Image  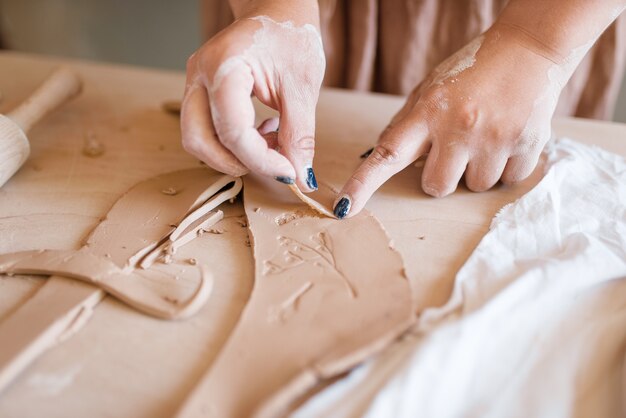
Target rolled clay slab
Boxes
[176,175,415,418]
[0,169,241,319]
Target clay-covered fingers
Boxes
[208,66,296,180]
[421,141,469,197]
[501,145,543,185]
[277,95,320,192]
[181,85,248,177]
[334,120,430,219]
[464,152,508,192]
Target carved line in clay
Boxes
[267,281,314,324]
[263,232,357,298]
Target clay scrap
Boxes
[176,174,415,418]
[0,169,242,320]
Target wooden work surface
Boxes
[0,51,625,418]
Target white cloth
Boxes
[294,138,626,418]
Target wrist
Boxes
[493,0,625,65]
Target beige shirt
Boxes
[205,0,626,120]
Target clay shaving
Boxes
[82,133,105,157]
[288,184,337,219]
[162,100,182,115]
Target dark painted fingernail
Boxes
[360,147,374,159]
[333,196,351,219]
[275,176,294,185]
[306,167,318,190]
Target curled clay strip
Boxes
[140,211,224,269]
[288,184,337,219]
[139,177,242,269]
[0,250,211,320]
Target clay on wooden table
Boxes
[176,174,415,418]
[0,169,242,319]
[0,276,103,393]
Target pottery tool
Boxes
[0,170,242,393]
[0,67,82,188]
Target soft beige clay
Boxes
[176,174,414,418]
[0,169,242,392]
[0,170,241,319]
[0,276,104,393]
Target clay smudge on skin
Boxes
[267,281,314,324]
[518,39,595,157]
[211,16,324,96]
[433,35,484,85]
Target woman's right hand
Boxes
[181,2,325,192]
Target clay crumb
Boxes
[244,237,251,247]
[205,227,225,234]
[418,236,426,240]
[82,133,105,158]
[104,253,111,258]
[254,207,260,213]
[188,258,197,265]
[162,253,173,264]
[163,295,180,305]
[161,100,181,115]
[236,217,248,228]
[161,187,179,196]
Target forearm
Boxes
[228,0,320,27]
[495,0,625,63]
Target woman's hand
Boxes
[181,1,325,191]
[333,0,625,219]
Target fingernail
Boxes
[333,196,351,219]
[360,147,374,159]
[306,167,318,190]
[275,176,294,185]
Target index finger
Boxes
[334,115,430,218]
[207,63,295,180]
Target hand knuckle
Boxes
[465,176,491,192]
[370,143,401,166]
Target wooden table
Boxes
[0,51,624,418]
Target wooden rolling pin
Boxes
[0,68,82,187]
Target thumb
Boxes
[278,96,319,192]
[333,120,430,219]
